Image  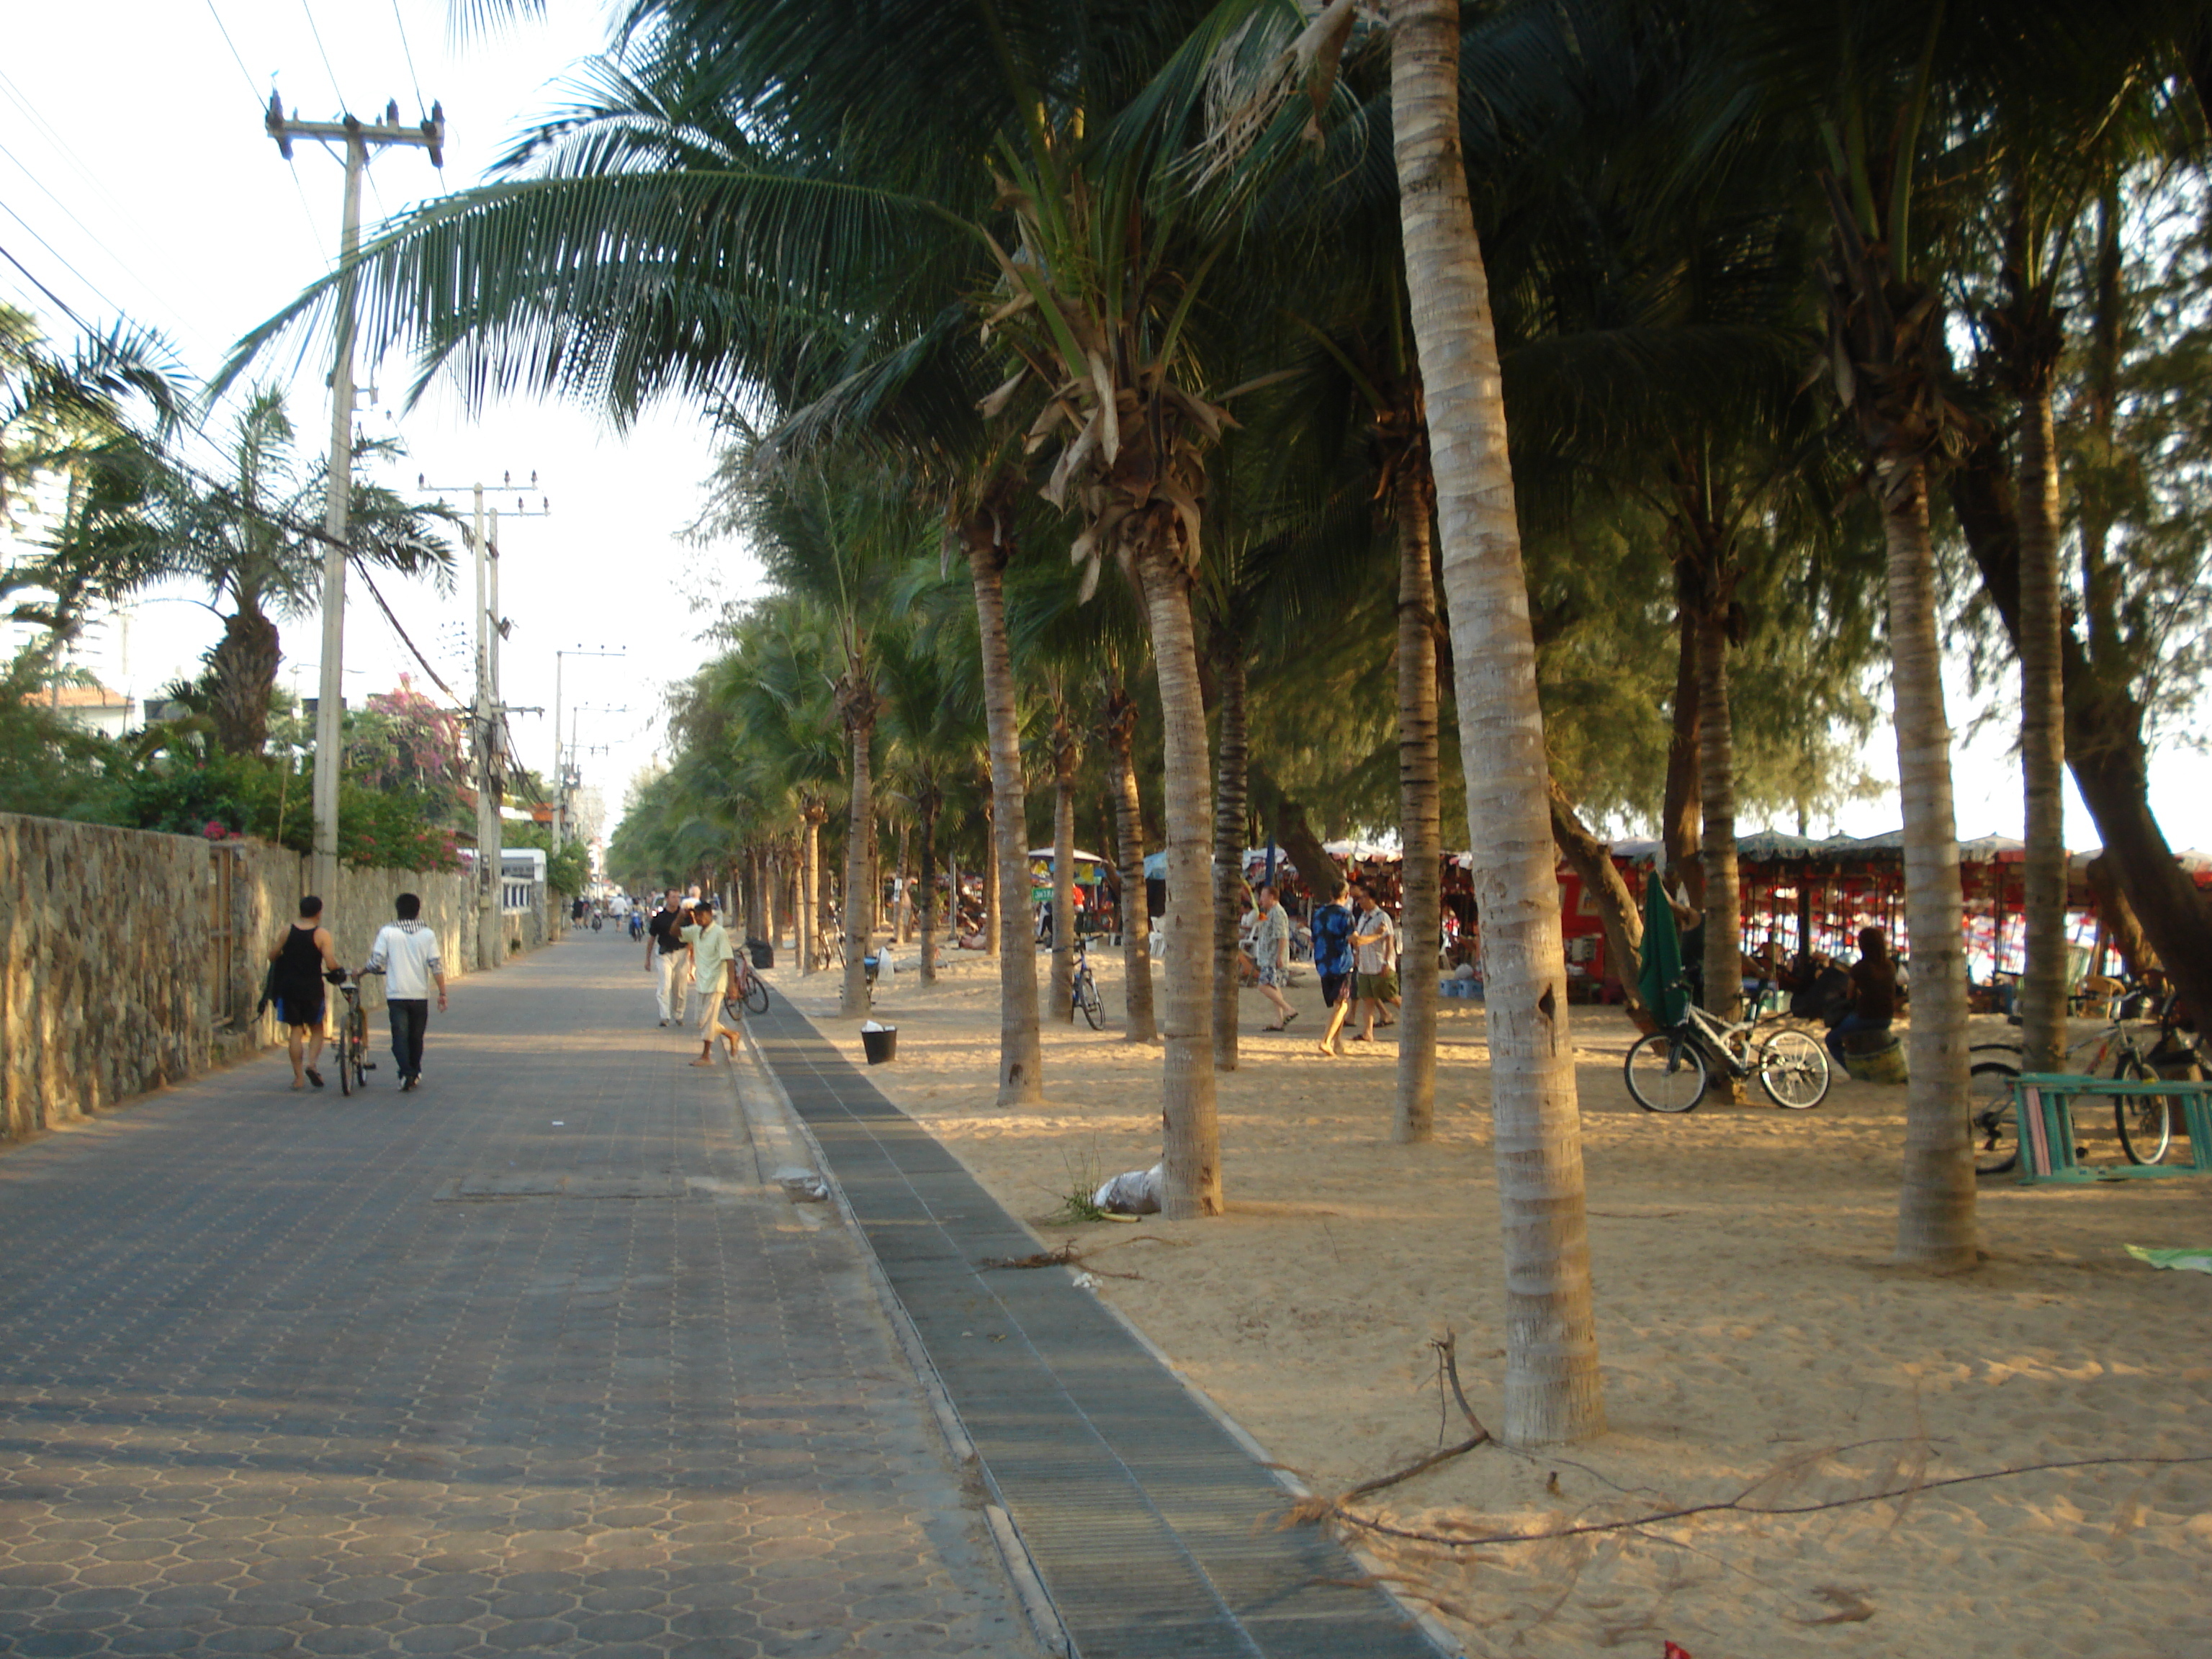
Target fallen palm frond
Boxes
[1280,1332,1493,1525]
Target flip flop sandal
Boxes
[305,1069,324,1088]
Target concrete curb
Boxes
[738,1010,1071,1659]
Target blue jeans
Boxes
[1826,1011,1888,1062]
[388,999,429,1079]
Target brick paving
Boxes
[0,930,1034,1658]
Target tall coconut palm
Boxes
[1385,0,1605,1442]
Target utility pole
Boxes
[421,475,548,970]
[266,93,446,899]
[552,649,624,856]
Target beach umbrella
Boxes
[1637,878,1688,1025]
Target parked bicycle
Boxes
[1070,937,1104,1030]
[1624,982,1832,1112]
[1966,986,2201,1174]
[335,967,384,1097]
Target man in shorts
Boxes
[681,900,739,1065]
[1310,878,1357,1057]
[1251,885,1299,1030]
[1349,883,1401,1043]
[266,895,344,1089]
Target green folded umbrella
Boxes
[2125,1245,2212,1274]
[1637,876,1687,1026]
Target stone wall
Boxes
[0,814,545,1143]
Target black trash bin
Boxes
[860,1025,898,1065]
[747,939,773,970]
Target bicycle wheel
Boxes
[1076,974,1104,1030]
[2113,1056,2174,1165]
[744,974,770,1014]
[337,1017,354,1097]
[1755,1028,1830,1110]
[1969,1058,2021,1175]
[1625,1031,1708,1113]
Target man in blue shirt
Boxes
[1309,878,1356,1057]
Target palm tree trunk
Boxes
[801,809,822,975]
[1390,0,1603,1444]
[1548,778,1645,1022]
[1661,579,1704,910]
[919,791,940,985]
[1394,475,1440,1143]
[1210,644,1248,1072]
[207,604,282,757]
[2017,376,2067,1075]
[1880,460,1978,1269]
[841,716,875,1018]
[982,798,1002,958]
[1133,536,1223,1217]
[1107,690,1158,1043]
[1049,710,1078,1024]
[963,520,1044,1105]
[1696,598,1743,1025]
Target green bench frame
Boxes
[2012,1072,2212,1184]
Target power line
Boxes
[299,0,347,113]
[199,0,264,106]
[190,0,331,260]
[390,0,427,120]
[0,136,214,354]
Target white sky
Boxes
[3,0,760,835]
[3,1,2203,855]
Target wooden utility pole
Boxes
[264,93,445,898]
[422,476,548,969]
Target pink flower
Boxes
[202,821,230,840]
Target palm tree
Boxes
[151,391,452,756]
[1385,0,1605,1442]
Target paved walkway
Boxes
[0,930,1033,1658]
[750,1002,1444,1659]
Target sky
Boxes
[2,1,2203,856]
[2,0,757,838]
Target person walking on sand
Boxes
[1349,883,1401,1043]
[1311,878,1357,1057]
[646,889,692,1027]
[680,899,739,1065]
[1253,885,1300,1031]
[267,895,343,1089]
[364,892,447,1092]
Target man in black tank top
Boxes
[266,895,344,1089]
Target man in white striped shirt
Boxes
[364,892,448,1093]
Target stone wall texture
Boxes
[0,814,548,1142]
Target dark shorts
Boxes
[276,992,325,1029]
[1319,971,1350,1007]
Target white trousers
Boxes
[657,950,692,1024]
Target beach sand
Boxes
[773,945,2211,1658]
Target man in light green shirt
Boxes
[681,900,738,1064]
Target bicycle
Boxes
[727,951,772,1017]
[1966,986,2199,1174]
[1623,983,1832,1112]
[334,968,382,1097]
[1070,938,1104,1030]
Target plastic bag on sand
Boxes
[1094,1162,1164,1215]
[2126,1245,2212,1274]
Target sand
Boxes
[775,945,2211,1659]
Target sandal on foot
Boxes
[305,1069,323,1089]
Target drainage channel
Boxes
[749,1001,1449,1659]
